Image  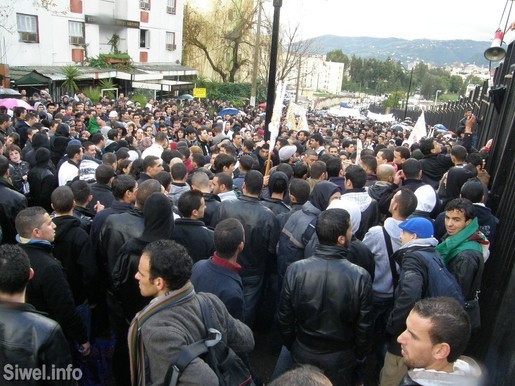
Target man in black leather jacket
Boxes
[277,208,373,386]
[0,244,74,385]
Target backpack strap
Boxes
[164,341,209,386]
[382,227,399,288]
[301,217,318,246]
[164,295,220,386]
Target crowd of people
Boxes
[0,90,495,386]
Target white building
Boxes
[285,54,344,96]
[1,0,195,96]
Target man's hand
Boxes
[79,341,91,356]
[394,170,404,186]
[465,114,476,133]
[93,201,104,213]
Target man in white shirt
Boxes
[58,144,83,186]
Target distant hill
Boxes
[301,35,490,66]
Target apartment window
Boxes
[166,0,176,14]
[140,29,150,48]
[139,0,150,10]
[17,14,38,43]
[166,32,176,51]
[69,21,85,45]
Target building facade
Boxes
[1,0,195,96]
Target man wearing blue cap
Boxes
[380,217,450,386]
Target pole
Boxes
[264,0,282,142]
[250,0,263,108]
[404,68,413,120]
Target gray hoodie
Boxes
[363,217,404,298]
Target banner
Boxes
[407,111,427,145]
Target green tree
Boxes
[326,49,349,66]
[61,65,82,94]
[449,75,463,93]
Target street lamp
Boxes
[434,89,442,107]
[404,67,413,120]
[250,0,263,107]
[264,0,282,142]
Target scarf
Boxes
[436,218,487,264]
[128,282,195,386]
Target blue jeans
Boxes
[76,301,91,339]
[241,274,264,327]
[271,346,294,381]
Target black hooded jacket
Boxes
[52,215,100,305]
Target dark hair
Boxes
[238,155,254,172]
[289,178,310,205]
[316,208,351,245]
[112,174,137,199]
[95,164,115,184]
[360,155,377,173]
[345,165,367,189]
[0,244,31,294]
[214,218,244,259]
[325,157,342,178]
[191,152,206,168]
[66,144,82,159]
[171,162,188,180]
[51,186,74,213]
[102,152,117,166]
[451,145,468,162]
[0,113,11,125]
[15,206,47,238]
[244,170,263,195]
[269,171,288,194]
[395,146,410,161]
[402,158,422,179]
[361,148,375,158]
[394,188,418,218]
[70,180,91,205]
[378,148,394,162]
[0,155,9,176]
[293,162,308,179]
[143,155,160,172]
[214,153,236,173]
[412,297,471,363]
[143,239,192,290]
[90,132,104,145]
[419,138,435,156]
[178,189,203,218]
[310,133,324,147]
[460,179,484,203]
[215,172,233,190]
[136,179,162,207]
[310,161,327,179]
[445,198,476,221]
[154,171,172,191]
[276,163,293,179]
[130,158,144,180]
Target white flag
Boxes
[407,111,427,145]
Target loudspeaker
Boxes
[484,29,506,62]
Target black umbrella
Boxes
[0,88,21,99]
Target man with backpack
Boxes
[380,217,463,386]
[362,188,417,386]
[129,239,254,386]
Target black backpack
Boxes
[164,294,254,386]
[413,249,465,305]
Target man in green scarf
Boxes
[436,198,489,330]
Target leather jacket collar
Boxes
[314,243,349,260]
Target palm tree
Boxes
[61,65,82,94]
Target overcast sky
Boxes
[273,0,511,42]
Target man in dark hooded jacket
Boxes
[262,170,291,215]
[51,187,100,316]
[277,181,341,286]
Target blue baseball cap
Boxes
[399,217,434,238]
